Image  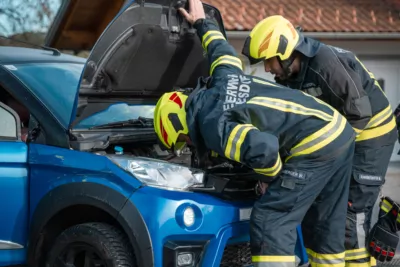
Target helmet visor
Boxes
[242,36,264,65]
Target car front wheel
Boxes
[45,222,136,267]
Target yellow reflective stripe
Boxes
[201,30,225,50]
[355,57,376,80]
[247,96,333,121]
[381,199,392,213]
[365,105,392,129]
[286,112,346,161]
[253,78,281,87]
[380,200,400,223]
[345,262,370,267]
[252,255,296,262]
[210,55,243,75]
[300,91,337,113]
[370,257,377,267]
[353,127,363,136]
[356,115,396,142]
[310,263,344,267]
[374,80,385,94]
[253,264,295,267]
[355,56,387,97]
[345,248,370,261]
[254,155,282,177]
[353,128,362,138]
[224,124,257,162]
[380,199,400,224]
[307,249,345,267]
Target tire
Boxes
[45,222,136,267]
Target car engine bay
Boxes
[93,140,260,200]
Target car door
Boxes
[0,102,28,266]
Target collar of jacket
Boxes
[295,35,321,58]
[284,36,322,89]
[185,76,212,111]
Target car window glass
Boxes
[76,103,156,129]
[0,106,17,139]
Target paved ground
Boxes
[383,162,400,203]
[377,162,400,266]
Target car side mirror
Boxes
[0,102,21,141]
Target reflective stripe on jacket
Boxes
[278,38,396,144]
[185,19,351,182]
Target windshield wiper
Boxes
[89,117,154,129]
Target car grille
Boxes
[220,242,252,267]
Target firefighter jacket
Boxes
[276,37,397,146]
[184,18,354,182]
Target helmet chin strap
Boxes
[277,54,296,81]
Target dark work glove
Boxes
[367,196,400,262]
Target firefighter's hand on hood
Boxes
[178,0,205,25]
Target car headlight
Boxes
[107,155,204,191]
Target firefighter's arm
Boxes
[316,62,372,136]
[192,18,244,77]
[201,120,282,182]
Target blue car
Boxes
[0,0,308,266]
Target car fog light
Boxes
[177,252,193,266]
[183,207,195,227]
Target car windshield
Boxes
[7,62,156,129]
[76,104,155,129]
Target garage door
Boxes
[360,58,400,162]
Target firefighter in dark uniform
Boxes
[154,1,356,266]
[241,15,399,266]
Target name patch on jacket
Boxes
[223,74,251,111]
[358,174,382,182]
[282,169,307,180]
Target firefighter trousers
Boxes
[344,134,396,267]
[250,133,355,267]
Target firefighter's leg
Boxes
[250,142,353,267]
[301,141,354,267]
[345,142,395,267]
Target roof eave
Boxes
[227,31,400,40]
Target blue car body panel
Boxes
[0,141,28,266]
[28,143,142,217]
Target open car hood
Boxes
[51,0,227,129]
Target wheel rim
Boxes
[54,242,110,267]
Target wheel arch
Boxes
[27,182,154,267]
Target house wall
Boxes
[228,37,400,161]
